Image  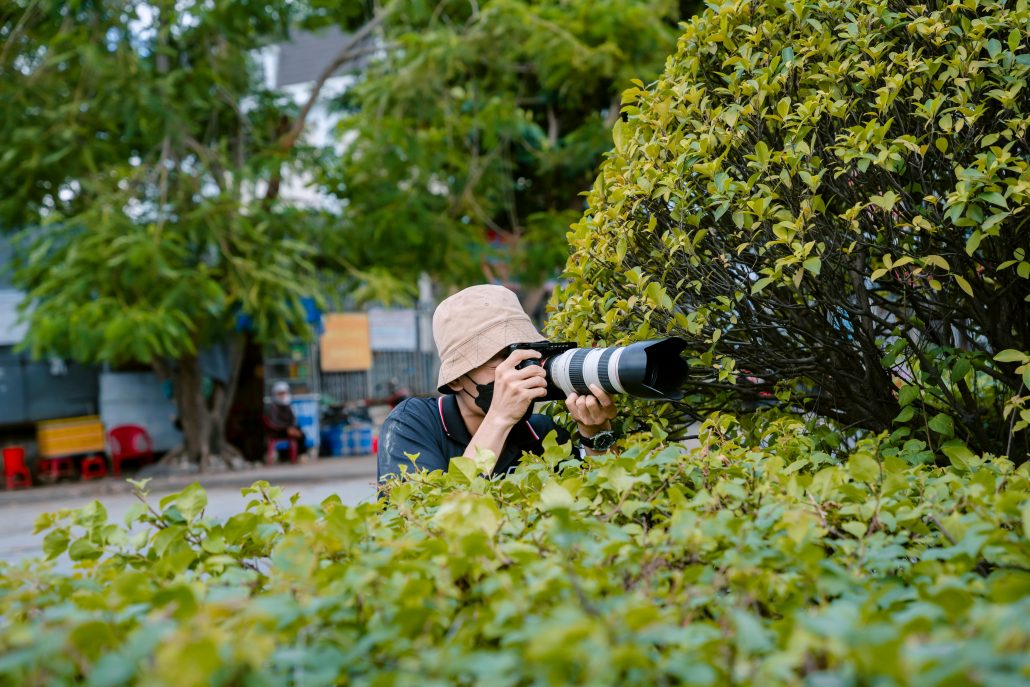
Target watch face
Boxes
[591,431,617,450]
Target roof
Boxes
[275,26,373,88]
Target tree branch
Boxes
[276,7,392,155]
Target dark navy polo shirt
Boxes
[376,395,569,482]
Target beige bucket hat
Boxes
[434,285,545,393]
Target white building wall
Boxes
[0,289,28,346]
[99,372,181,452]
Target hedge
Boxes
[1,413,1027,685]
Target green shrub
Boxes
[549,0,1030,461]
[1,416,1027,685]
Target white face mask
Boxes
[274,393,292,406]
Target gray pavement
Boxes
[0,456,378,564]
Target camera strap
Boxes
[437,395,540,443]
[437,396,455,439]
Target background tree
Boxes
[550,0,1030,461]
[318,0,699,300]
[0,0,368,466]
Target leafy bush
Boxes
[2,416,1028,685]
[549,0,1030,461]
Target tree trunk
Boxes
[152,337,253,469]
[207,335,247,458]
[176,353,211,465]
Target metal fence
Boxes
[320,350,438,405]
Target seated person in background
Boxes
[377,284,618,483]
[264,381,304,443]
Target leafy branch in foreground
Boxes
[2,413,1028,686]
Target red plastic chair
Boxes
[106,425,154,476]
[2,446,32,490]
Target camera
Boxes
[506,338,687,400]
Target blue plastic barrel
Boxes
[355,426,373,454]
[322,425,345,457]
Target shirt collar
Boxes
[438,395,473,445]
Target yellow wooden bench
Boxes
[37,415,106,458]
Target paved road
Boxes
[0,458,378,564]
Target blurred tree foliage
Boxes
[318,0,699,293]
[0,0,368,464]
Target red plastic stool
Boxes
[81,454,108,480]
[38,456,76,481]
[2,446,33,490]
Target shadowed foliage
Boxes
[550,0,1030,462]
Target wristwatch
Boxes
[578,429,618,451]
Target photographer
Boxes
[376,285,618,482]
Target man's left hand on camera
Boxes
[566,384,617,437]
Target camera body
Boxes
[504,338,687,401]
[505,341,575,400]
[507,341,576,368]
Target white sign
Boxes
[369,308,419,351]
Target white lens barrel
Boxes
[606,347,627,394]
[581,348,607,393]
[543,338,686,400]
[548,347,626,396]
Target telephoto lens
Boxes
[510,338,688,400]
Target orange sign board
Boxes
[320,313,373,372]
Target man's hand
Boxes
[288,427,303,439]
[566,384,617,437]
[484,349,548,428]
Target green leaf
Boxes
[965,230,983,255]
[894,406,915,423]
[751,277,774,294]
[1023,502,1030,542]
[940,440,974,470]
[539,480,575,510]
[994,350,1028,364]
[847,452,879,483]
[979,191,1007,208]
[68,537,103,561]
[802,257,822,276]
[731,608,774,653]
[954,275,973,296]
[42,528,70,560]
[842,521,867,538]
[612,120,628,154]
[928,413,954,437]
[175,483,208,523]
[448,455,483,482]
[952,357,971,381]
